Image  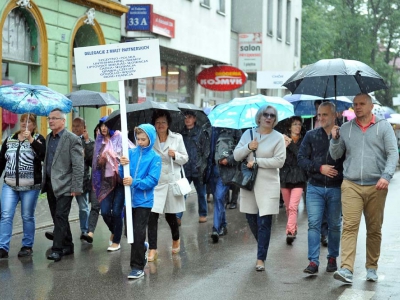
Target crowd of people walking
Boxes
[0,93,398,284]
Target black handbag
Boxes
[230,130,258,191]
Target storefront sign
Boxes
[197,66,247,91]
[256,71,294,89]
[238,33,262,73]
[126,4,152,31]
[151,13,175,38]
[74,39,161,84]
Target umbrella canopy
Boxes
[207,94,294,129]
[104,100,182,131]
[66,90,119,108]
[387,114,400,125]
[342,109,356,121]
[283,94,353,116]
[0,82,72,115]
[282,58,387,98]
[372,104,390,119]
[171,102,211,131]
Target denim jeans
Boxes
[75,192,89,234]
[306,184,342,266]
[100,184,124,244]
[176,176,207,220]
[209,166,229,232]
[0,184,40,252]
[246,213,272,261]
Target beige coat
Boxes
[233,128,286,216]
[152,130,189,214]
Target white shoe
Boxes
[107,244,121,252]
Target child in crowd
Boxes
[119,124,162,279]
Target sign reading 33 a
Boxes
[126,4,152,31]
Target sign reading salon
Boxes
[238,33,262,73]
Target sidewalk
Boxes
[12,194,80,235]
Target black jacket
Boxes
[298,127,344,188]
[280,137,307,188]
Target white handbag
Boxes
[170,157,191,196]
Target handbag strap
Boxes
[170,156,186,178]
[250,129,257,160]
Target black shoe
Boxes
[211,231,219,243]
[326,257,337,272]
[229,202,237,209]
[286,232,295,245]
[81,233,93,244]
[18,247,33,257]
[0,248,9,258]
[62,248,74,256]
[321,235,328,247]
[45,232,54,241]
[219,226,228,236]
[303,262,318,274]
[47,252,62,262]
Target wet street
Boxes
[1,171,400,300]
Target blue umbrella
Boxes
[207,94,294,129]
[0,82,72,116]
[283,94,353,116]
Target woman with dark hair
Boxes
[0,113,46,258]
[280,116,308,245]
[147,109,189,262]
[233,105,286,271]
[92,116,127,251]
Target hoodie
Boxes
[119,124,162,208]
[329,116,399,185]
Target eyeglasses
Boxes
[47,117,63,121]
[262,113,276,119]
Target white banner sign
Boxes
[74,39,161,85]
[257,71,295,89]
[238,33,262,73]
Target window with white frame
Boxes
[201,0,210,7]
[267,0,273,36]
[277,0,282,40]
[286,0,291,44]
[219,0,225,13]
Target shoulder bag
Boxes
[229,129,258,191]
[170,157,192,196]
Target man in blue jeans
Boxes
[177,111,210,224]
[298,102,345,274]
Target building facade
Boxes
[0,0,128,139]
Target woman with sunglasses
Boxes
[233,105,286,271]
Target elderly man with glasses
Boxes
[42,108,84,262]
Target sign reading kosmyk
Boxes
[197,66,247,91]
[74,40,161,84]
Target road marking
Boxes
[338,289,375,300]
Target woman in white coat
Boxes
[147,110,189,262]
[233,105,286,272]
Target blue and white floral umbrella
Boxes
[0,82,72,116]
[207,94,294,129]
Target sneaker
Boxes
[326,257,337,272]
[0,248,9,258]
[18,247,33,257]
[127,269,144,279]
[333,268,353,284]
[211,230,219,243]
[286,232,295,245]
[144,242,149,266]
[321,235,328,247]
[219,226,228,236]
[366,268,378,282]
[303,262,318,274]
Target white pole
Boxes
[118,80,133,244]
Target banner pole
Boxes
[118,80,133,244]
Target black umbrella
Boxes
[171,102,211,132]
[104,100,182,131]
[282,58,388,98]
[66,90,120,108]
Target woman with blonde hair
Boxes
[0,113,46,258]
